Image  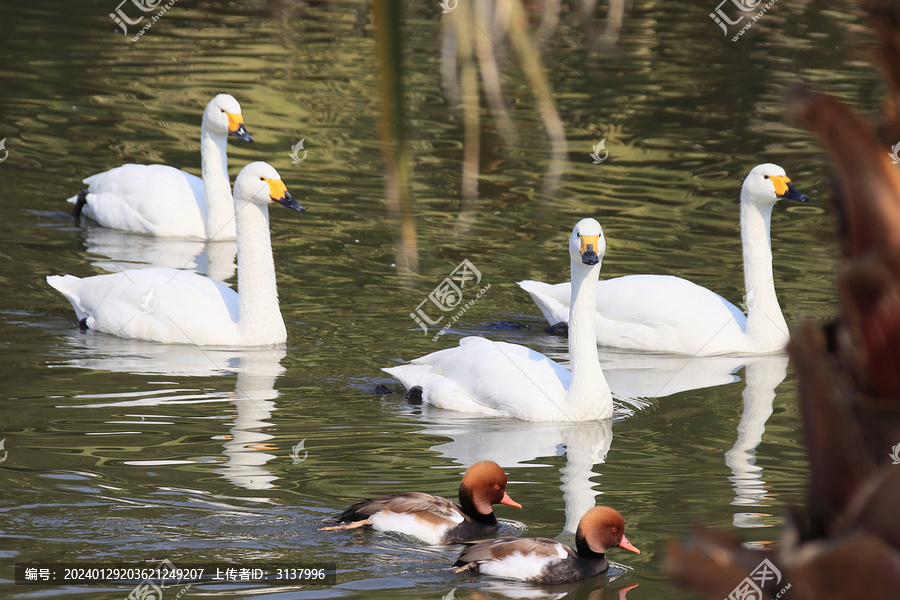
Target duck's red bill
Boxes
[501,492,522,508]
[618,534,640,554]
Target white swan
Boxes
[519,164,809,356]
[383,218,613,422]
[47,162,304,346]
[68,94,253,240]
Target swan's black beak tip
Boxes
[582,251,599,265]
[782,182,809,202]
[276,192,305,213]
[232,123,253,142]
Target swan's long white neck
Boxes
[200,123,236,240]
[740,197,788,350]
[235,201,286,345]
[565,257,613,420]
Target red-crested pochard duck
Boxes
[453,506,639,584]
[321,461,521,545]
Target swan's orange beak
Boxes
[266,178,305,213]
[769,175,809,201]
[226,112,253,142]
[768,175,790,196]
[580,234,600,265]
[580,234,600,255]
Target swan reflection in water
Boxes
[54,331,285,492]
[724,354,788,528]
[406,348,788,535]
[598,350,789,527]
[216,348,285,491]
[81,224,237,282]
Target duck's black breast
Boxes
[440,510,499,544]
[531,555,609,585]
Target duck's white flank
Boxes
[476,544,569,580]
[368,510,464,546]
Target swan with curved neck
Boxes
[519,164,809,356]
[383,218,613,422]
[48,162,303,346]
[69,93,252,240]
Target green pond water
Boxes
[0,0,873,598]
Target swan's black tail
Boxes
[71,189,88,220]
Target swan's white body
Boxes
[521,274,751,354]
[68,94,252,240]
[519,164,808,356]
[48,162,303,347]
[384,219,613,422]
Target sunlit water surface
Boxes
[0,0,873,598]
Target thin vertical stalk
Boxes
[373,0,418,280]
